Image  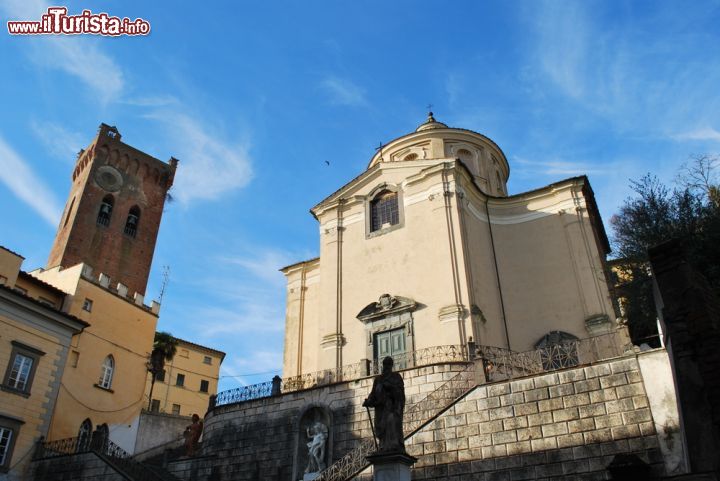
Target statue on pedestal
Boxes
[305,421,328,474]
[363,356,405,453]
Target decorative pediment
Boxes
[357,294,417,323]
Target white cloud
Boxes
[513,156,607,176]
[0,135,63,226]
[219,249,297,287]
[123,95,180,108]
[445,74,462,107]
[320,76,367,106]
[149,112,253,203]
[532,2,589,99]
[525,1,720,137]
[193,304,284,337]
[2,0,124,103]
[219,350,283,388]
[30,120,85,162]
[673,127,720,143]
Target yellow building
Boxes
[30,263,160,453]
[145,338,225,418]
[283,113,621,377]
[0,246,87,479]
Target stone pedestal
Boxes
[366,452,417,481]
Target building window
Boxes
[97,195,114,227]
[77,418,92,452]
[179,349,189,358]
[0,427,13,471]
[98,355,114,389]
[155,370,165,382]
[0,416,23,472]
[2,341,45,396]
[370,190,399,232]
[203,356,212,365]
[150,399,160,412]
[70,351,79,368]
[200,380,209,393]
[535,331,579,370]
[124,206,140,238]
[176,373,185,387]
[82,298,93,312]
[172,404,181,415]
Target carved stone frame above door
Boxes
[356,294,417,363]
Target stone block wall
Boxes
[134,410,190,454]
[402,356,664,480]
[166,363,471,481]
[165,353,677,481]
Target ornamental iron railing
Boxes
[213,344,470,407]
[212,332,626,409]
[213,379,276,406]
[476,330,626,383]
[34,436,175,481]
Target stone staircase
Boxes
[316,361,479,481]
[133,435,188,468]
[34,436,181,481]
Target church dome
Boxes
[367,113,510,196]
[415,111,448,132]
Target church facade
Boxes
[282,114,617,378]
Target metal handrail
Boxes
[34,436,174,481]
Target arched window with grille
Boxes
[124,206,140,238]
[370,190,399,232]
[98,355,114,389]
[535,331,579,370]
[96,195,114,226]
[77,418,92,452]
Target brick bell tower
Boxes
[48,123,178,296]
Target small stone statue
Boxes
[184,414,203,456]
[363,356,405,453]
[305,421,328,473]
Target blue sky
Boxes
[1,0,719,391]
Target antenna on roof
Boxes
[158,265,170,304]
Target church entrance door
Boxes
[374,328,407,370]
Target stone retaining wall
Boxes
[166,363,471,480]
[402,355,665,480]
[165,351,679,481]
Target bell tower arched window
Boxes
[124,206,140,238]
[370,190,399,232]
[97,195,114,226]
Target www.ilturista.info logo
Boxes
[7,7,150,36]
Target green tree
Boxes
[147,331,179,411]
[610,156,720,345]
